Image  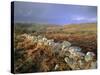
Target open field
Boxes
[14,23,97,54]
[14,23,97,73]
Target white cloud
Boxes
[72,16,85,21]
[75,17,85,20]
[89,17,97,21]
[72,16,97,22]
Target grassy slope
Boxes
[46,23,97,33]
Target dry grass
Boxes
[14,23,97,73]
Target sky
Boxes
[14,1,97,25]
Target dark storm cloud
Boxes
[14,1,97,24]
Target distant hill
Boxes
[14,22,97,35]
[46,23,97,33]
[62,23,97,32]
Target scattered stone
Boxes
[54,64,59,70]
[61,41,71,50]
[85,52,95,62]
[69,46,82,52]
[15,34,97,71]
